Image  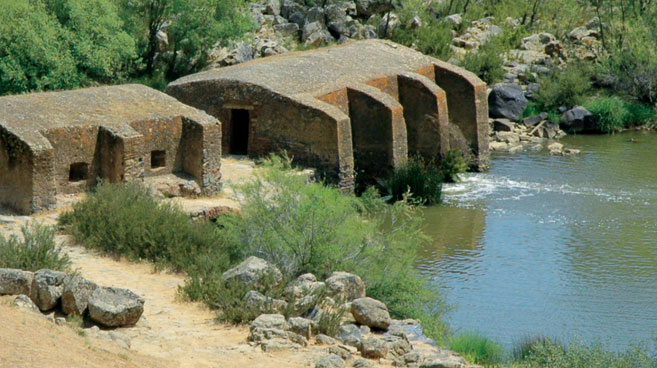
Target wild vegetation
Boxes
[0,0,252,95]
[0,223,71,272]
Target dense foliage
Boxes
[0,223,71,272]
[379,156,444,205]
[0,0,252,95]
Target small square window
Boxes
[151,150,166,168]
[69,162,89,182]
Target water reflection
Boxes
[417,131,657,349]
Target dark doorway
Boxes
[229,109,250,155]
[69,162,89,182]
[151,150,166,168]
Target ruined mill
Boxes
[0,40,489,214]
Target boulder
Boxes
[30,269,67,311]
[351,297,391,330]
[360,336,389,359]
[265,0,281,15]
[488,83,528,122]
[316,334,339,345]
[250,313,288,331]
[327,345,353,361]
[285,273,325,299]
[315,354,345,368]
[338,323,362,347]
[325,272,365,302]
[287,317,313,339]
[222,256,282,289]
[445,14,462,28]
[0,268,34,296]
[13,294,39,313]
[88,287,145,327]
[355,0,391,17]
[302,21,335,47]
[560,106,597,133]
[274,22,300,37]
[352,358,374,368]
[419,349,468,368]
[61,275,97,316]
[522,112,548,127]
[492,118,514,132]
[245,290,288,314]
[281,0,306,19]
[495,131,520,144]
[378,13,399,38]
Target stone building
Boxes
[166,39,489,190]
[0,84,222,214]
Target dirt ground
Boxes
[0,157,327,368]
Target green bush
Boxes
[583,96,657,132]
[512,335,564,361]
[461,40,506,85]
[392,6,453,60]
[379,156,444,205]
[0,223,71,272]
[449,332,505,366]
[515,339,657,368]
[440,150,469,183]
[60,181,226,272]
[535,63,593,111]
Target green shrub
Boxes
[461,40,506,85]
[515,339,657,368]
[379,156,443,205]
[60,181,226,272]
[449,332,505,366]
[583,96,628,133]
[440,150,469,183]
[0,223,71,272]
[392,12,453,60]
[535,64,593,111]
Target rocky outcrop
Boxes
[315,353,346,368]
[0,268,33,296]
[88,287,145,327]
[561,106,597,133]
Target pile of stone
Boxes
[222,257,478,368]
[488,84,580,156]
[206,0,395,68]
[0,268,145,328]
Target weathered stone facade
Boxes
[166,39,489,190]
[0,85,221,214]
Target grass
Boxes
[0,223,71,272]
[449,332,505,366]
[379,156,444,205]
[583,96,657,133]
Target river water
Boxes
[418,130,657,349]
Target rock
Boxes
[251,313,288,331]
[302,21,335,47]
[488,83,528,121]
[281,0,306,19]
[356,0,391,17]
[410,15,422,29]
[245,290,288,314]
[315,353,345,368]
[328,345,352,361]
[385,335,413,358]
[0,268,34,296]
[338,323,362,347]
[489,141,509,151]
[568,26,597,40]
[522,112,548,127]
[61,275,97,316]
[547,142,563,151]
[249,327,288,342]
[360,336,389,359]
[222,256,282,289]
[495,131,520,144]
[378,13,399,38]
[155,30,168,51]
[305,6,326,25]
[564,148,581,155]
[88,287,145,327]
[419,349,468,368]
[12,294,39,313]
[285,273,325,300]
[287,317,313,339]
[351,297,391,330]
[265,0,281,15]
[30,269,67,311]
[261,338,300,351]
[274,22,300,37]
[445,14,462,27]
[316,334,339,345]
[352,358,374,368]
[561,106,597,133]
[492,118,514,132]
[508,144,523,154]
[325,272,365,302]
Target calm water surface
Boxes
[418,131,657,349]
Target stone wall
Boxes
[0,128,34,213]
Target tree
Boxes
[0,0,79,95]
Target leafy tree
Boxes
[0,0,79,94]
[44,0,139,82]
